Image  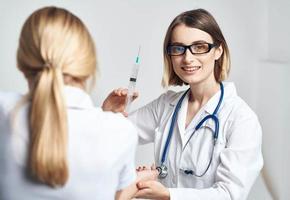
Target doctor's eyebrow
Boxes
[170,40,212,45]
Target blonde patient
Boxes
[0,6,156,200]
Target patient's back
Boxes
[0,86,137,200]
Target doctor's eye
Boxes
[190,43,217,54]
[191,43,210,53]
[167,45,185,56]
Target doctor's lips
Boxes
[181,66,201,72]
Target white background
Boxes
[1,0,289,199]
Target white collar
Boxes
[63,86,94,109]
[170,82,237,114]
[203,82,237,114]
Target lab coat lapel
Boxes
[168,91,189,148]
[176,93,189,147]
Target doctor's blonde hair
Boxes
[162,8,231,87]
[17,6,97,187]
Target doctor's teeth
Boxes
[183,66,200,71]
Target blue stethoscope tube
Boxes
[157,82,224,179]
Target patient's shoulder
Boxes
[0,91,23,116]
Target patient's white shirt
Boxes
[0,86,137,200]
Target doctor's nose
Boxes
[183,48,195,64]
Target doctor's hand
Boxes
[135,180,170,200]
[102,88,139,117]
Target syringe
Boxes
[125,46,141,113]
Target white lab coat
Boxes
[129,82,263,200]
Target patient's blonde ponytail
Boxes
[17,6,97,187]
[30,66,68,186]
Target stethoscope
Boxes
[156,82,224,179]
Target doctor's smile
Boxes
[180,66,201,73]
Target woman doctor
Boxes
[103,8,263,200]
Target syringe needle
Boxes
[137,46,141,60]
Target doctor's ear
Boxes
[214,45,223,60]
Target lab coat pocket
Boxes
[212,139,226,166]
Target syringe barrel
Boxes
[127,80,136,95]
[125,63,140,113]
[130,63,140,78]
[127,63,140,95]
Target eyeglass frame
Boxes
[166,42,217,56]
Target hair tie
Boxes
[43,62,51,68]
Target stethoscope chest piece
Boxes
[156,164,168,179]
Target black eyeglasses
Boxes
[167,42,217,56]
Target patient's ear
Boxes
[63,74,85,89]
